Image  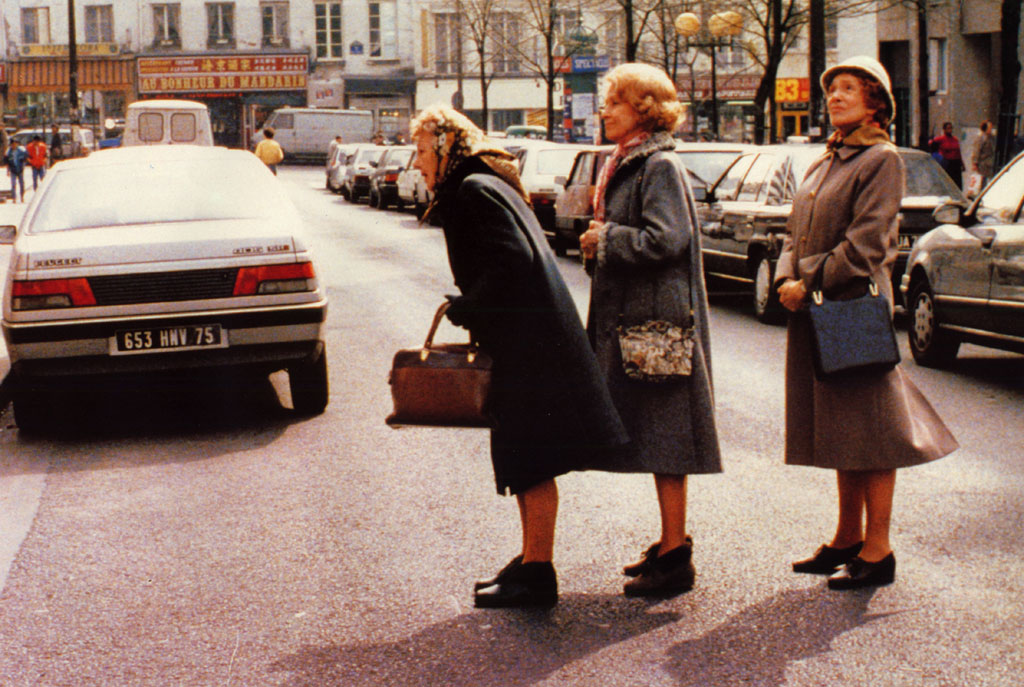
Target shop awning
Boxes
[8,58,134,92]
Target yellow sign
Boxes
[19,43,121,57]
[775,78,810,103]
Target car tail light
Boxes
[384,173,399,183]
[234,262,315,295]
[530,193,555,207]
[11,278,97,310]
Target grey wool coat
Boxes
[437,156,630,495]
[775,131,958,470]
[587,131,723,475]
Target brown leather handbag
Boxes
[386,301,494,428]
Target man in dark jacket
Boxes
[5,139,28,202]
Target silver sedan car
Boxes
[1,145,329,432]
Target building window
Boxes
[315,1,343,59]
[434,13,460,74]
[21,8,50,44]
[153,4,180,47]
[207,3,235,47]
[492,12,520,74]
[369,0,396,58]
[825,15,838,50]
[261,2,289,47]
[929,37,947,93]
[552,10,581,57]
[85,5,114,43]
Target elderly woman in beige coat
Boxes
[775,56,958,589]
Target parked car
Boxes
[326,143,357,194]
[12,126,96,157]
[551,141,752,257]
[0,145,330,432]
[342,145,388,202]
[901,150,1024,367]
[697,143,965,322]
[368,145,415,209]
[515,141,595,237]
[396,150,432,216]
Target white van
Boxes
[255,108,374,162]
[122,100,214,147]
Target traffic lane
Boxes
[0,166,1019,685]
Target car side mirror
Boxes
[0,225,15,244]
[931,202,962,226]
[692,187,707,203]
[554,175,567,187]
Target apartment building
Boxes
[0,0,418,147]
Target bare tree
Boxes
[460,0,503,130]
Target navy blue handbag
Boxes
[807,265,900,380]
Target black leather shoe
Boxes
[623,541,695,598]
[474,554,523,591]
[792,542,863,575]
[827,553,896,590]
[623,542,659,577]
[474,561,558,608]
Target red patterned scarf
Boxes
[593,131,649,222]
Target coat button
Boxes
[809,190,816,198]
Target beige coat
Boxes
[775,131,958,470]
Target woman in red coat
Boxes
[775,56,958,589]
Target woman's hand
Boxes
[778,278,808,312]
[579,220,603,260]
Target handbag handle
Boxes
[809,253,879,305]
[421,302,480,362]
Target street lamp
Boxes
[675,10,743,140]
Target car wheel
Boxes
[753,256,784,324]
[369,189,379,208]
[908,280,960,367]
[13,385,53,434]
[289,347,329,415]
[340,186,350,200]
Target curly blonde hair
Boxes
[601,63,683,133]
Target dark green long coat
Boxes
[437,156,629,495]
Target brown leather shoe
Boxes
[474,554,523,591]
[474,562,558,608]
[623,541,695,598]
[827,553,896,590]
[623,542,660,577]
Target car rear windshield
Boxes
[357,149,385,164]
[676,151,744,186]
[387,149,413,167]
[537,149,584,176]
[27,158,292,233]
[901,152,963,199]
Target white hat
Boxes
[820,55,895,124]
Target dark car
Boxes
[368,145,414,209]
[342,145,388,202]
[551,142,753,257]
[901,151,1024,367]
[697,143,965,322]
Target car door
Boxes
[716,152,778,282]
[979,158,1024,338]
[700,153,757,277]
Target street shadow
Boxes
[663,587,894,686]
[270,594,679,687]
[923,353,1024,394]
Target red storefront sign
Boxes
[138,54,308,93]
[677,73,760,100]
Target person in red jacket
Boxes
[25,135,48,191]
[929,121,964,189]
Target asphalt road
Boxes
[0,165,1021,686]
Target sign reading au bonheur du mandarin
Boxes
[138,54,308,93]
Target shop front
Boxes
[5,44,134,140]
[677,73,760,142]
[137,52,309,149]
[775,77,810,140]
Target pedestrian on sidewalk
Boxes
[25,135,48,190]
[930,121,964,189]
[410,104,629,609]
[47,124,64,167]
[578,62,722,598]
[254,127,284,175]
[970,119,995,191]
[775,55,958,590]
[4,139,28,203]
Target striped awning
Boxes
[8,58,134,92]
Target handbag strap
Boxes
[810,254,879,305]
[424,301,452,348]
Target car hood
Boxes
[901,195,959,210]
[15,218,305,273]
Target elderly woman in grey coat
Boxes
[775,56,958,589]
[579,63,722,598]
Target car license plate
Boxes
[110,324,227,355]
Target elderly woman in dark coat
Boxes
[775,56,958,589]
[410,104,629,609]
[579,63,722,598]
